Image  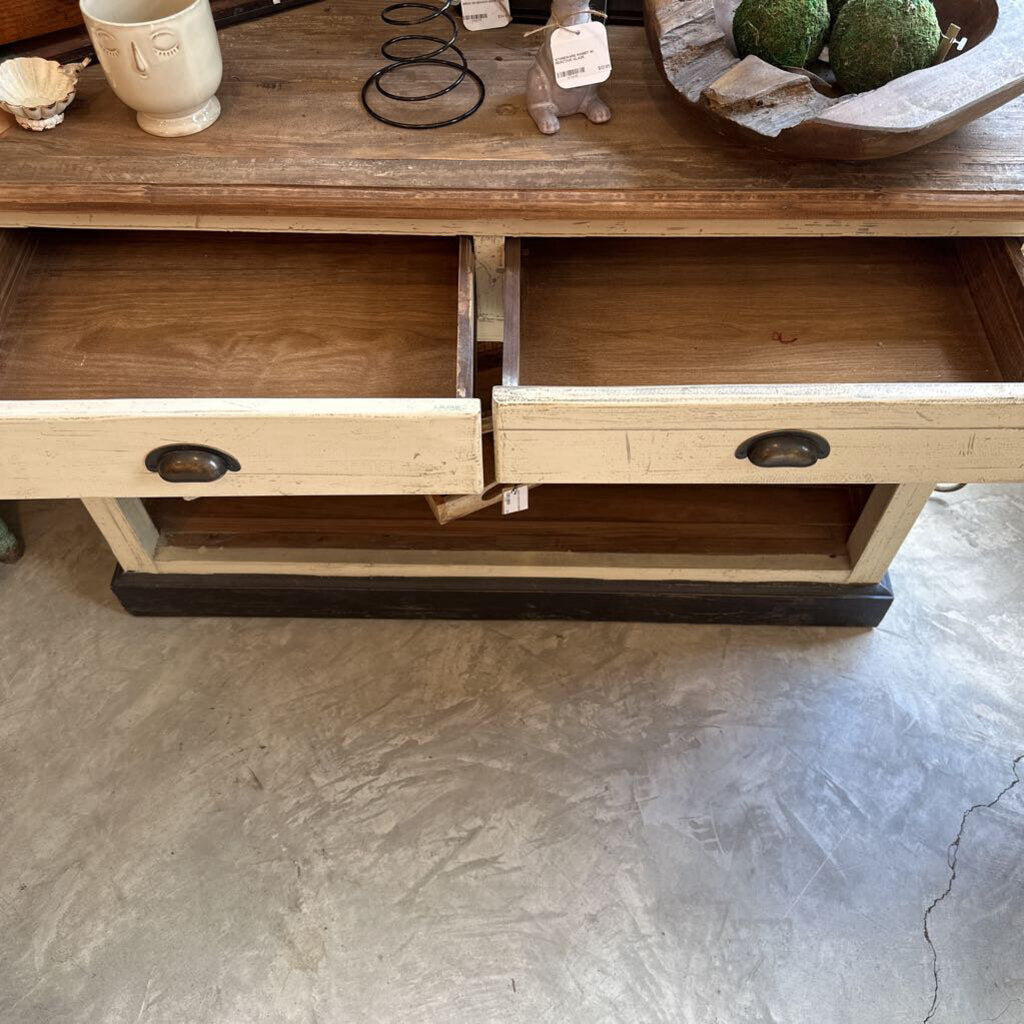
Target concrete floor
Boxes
[1,489,1022,1024]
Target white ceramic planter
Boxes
[80,0,222,137]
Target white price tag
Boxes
[502,485,529,515]
[461,0,511,31]
[550,21,612,88]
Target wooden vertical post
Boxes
[846,483,934,584]
[473,235,507,345]
[81,498,160,573]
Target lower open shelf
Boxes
[95,482,913,623]
[141,483,873,583]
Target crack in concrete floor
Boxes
[922,754,1024,1024]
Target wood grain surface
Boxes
[958,238,1024,383]
[0,230,35,325]
[2,1,1024,233]
[516,237,1003,386]
[0,230,461,399]
[145,484,870,557]
[0,0,81,47]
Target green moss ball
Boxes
[830,0,941,92]
[733,0,830,69]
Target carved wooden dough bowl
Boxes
[645,0,1024,159]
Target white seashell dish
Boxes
[0,56,91,131]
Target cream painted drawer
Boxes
[0,231,483,499]
[493,237,1024,485]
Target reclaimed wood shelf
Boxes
[2,0,1024,235]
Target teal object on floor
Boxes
[0,516,22,563]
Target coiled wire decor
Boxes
[362,1,486,129]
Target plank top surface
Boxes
[1,1,1024,232]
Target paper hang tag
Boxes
[550,21,612,89]
[502,485,529,515]
[461,0,511,31]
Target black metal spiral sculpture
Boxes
[361,1,486,129]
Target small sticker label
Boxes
[461,0,511,31]
[550,21,612,88]
[502,486,529,515]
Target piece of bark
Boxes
[703,56,836,136]
[647,0,738,102]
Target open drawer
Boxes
[0,230,482,499]
[493,237,1024,484]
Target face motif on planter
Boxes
[93,25,184,84]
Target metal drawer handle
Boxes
[145,445,241,483]
[735,431,830,468]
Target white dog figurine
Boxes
[526,0,612,134]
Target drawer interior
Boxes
[0,230,467,400]
[510,237,1023,387]
[145,484,871,560]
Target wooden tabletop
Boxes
[2,0,1024,235]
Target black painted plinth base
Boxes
[111,570,894,626]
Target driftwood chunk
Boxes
[703,56,835,136]
[650,0,739,102]
[646,0,1024,158]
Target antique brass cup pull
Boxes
[145,445,241,483]
[735,431,831,468]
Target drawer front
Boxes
[493,385,1024,484]
[0,398,483,499]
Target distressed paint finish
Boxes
[492,385,1024,484]
[0,399,484,499]
[0,492,1022,1023]
[151,544,853,582]
[80,498,159,573]
[846,483,935,584]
